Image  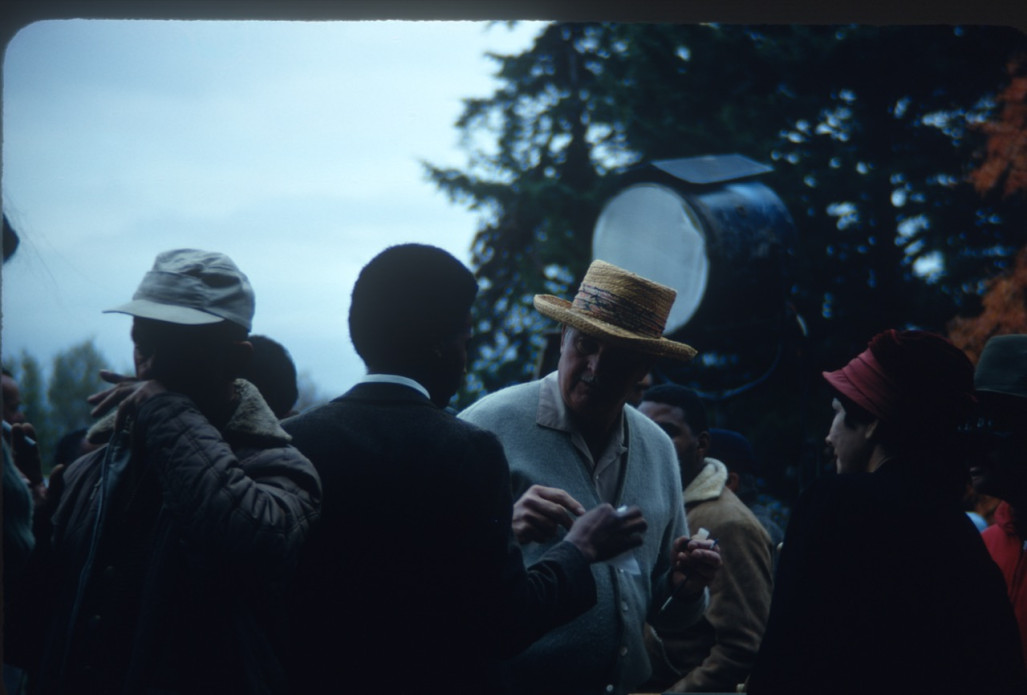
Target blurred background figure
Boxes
[708,428,786,549]
[969,334,1027,672]
[3,214,47,695]
[3,367,26,426]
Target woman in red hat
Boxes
[748,330,1027,695]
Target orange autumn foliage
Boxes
[948,246,1027,365]
[969,53,1027,200]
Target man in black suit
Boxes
[283,243,647,694]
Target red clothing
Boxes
[982,501,1027,669]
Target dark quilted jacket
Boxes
[28,380,321,695]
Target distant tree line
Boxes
[7,339,110,472]
[6,338,330,474]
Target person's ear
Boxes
[227,340,254,378]
[726,471,741,492]
[865,418,881,441]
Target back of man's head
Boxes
[709,428,759,504]
[349,244,477,371]
[641,383,709,435]
[709,428,757,474]
[245,335,299,418]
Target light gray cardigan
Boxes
[461,377,706,695]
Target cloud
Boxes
[3,19,546,398]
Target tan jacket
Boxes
[647,458,774,692]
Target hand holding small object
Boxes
[662,526,722,610]
[512,484,588,544]
[564,503,647,563]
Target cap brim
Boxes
[534,295,697,362]
[104,299,225,326]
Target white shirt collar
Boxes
[358,373,431,400]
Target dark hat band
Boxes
[573,281,667,339]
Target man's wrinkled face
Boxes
[557,325,651,427]
[825,397,875,474]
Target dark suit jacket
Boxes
[748,459,1027,695]
[281,381,596,694]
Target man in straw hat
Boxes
[12,249,322,694]
[460,259,721,695]
[970,334,1027,674]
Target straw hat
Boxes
[534,260,697,361]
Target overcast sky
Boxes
[1,19,546,401]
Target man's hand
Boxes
[87,369,141,417]
[669,535,722,598]
[32,463,66,538]
[88,370,166,432]
[9,422,43,486]
[512,484,587,544]
[564,503,648,563]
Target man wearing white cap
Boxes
[460,260,721,695]
[19,249,321,695]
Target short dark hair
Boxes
[832,390,877,428]
[641,383,709,435]
[349,244,478,371]
[709,428,757,474]
[245,335,299,418]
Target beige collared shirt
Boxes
[536,371,628,504]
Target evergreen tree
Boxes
[47,338,108,440]
[9,351,55,467]
[430,23,1027,497]
[7,340,110,472]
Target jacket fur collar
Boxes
[683,457,728,505]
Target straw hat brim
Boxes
[534,295,697,362]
